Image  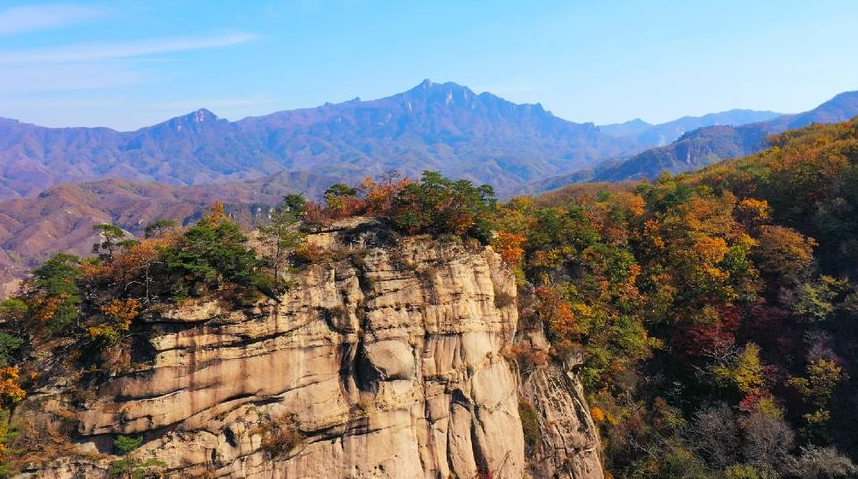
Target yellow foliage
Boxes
[207,202,228,225]
[693,236,729,264]
[756,395,785,419]
[0,367,25,403]
[736,198,771,225]
[715,343,765,395]
[101,299,141,330]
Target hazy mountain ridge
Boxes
[524,91,858,194]
[0,80,644,199]
[599,108,782,146]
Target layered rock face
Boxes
[18,219,603,478]
[521,360,604,478]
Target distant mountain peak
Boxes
[407,79,474,95]
[818,90,858,110]
[829,90,858,100]
[162,108,219,126]
[191,108,217,122]
[140,108,222,135]
[606,118,652,128]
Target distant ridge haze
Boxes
[521,90,858,195]
[0,80,788,200]
[599,109,783,146]
[0,80,639,198]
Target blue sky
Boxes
[1,0,857,130]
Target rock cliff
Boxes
[15,219,603,478]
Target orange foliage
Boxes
[294,242,326,263]
[591,406,607,423]
[101,299,141,328]
[735,198,771,227]
[361,176,412,217]
[505,343,549,370]
[643,219,665,250]
[302,201,332,225]
[30,293,66,323]
[535,286,581,355]
[326,196,366,219]
[693,236,729,263]
[207,202,228,225]
[494,231,527,265]
[754,225,817,282]
[615,191,646,217]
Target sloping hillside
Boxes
[0,171,335,297]
[524,91,858,194]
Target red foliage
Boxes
[675,305,742,357]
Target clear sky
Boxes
[1,0,857,130]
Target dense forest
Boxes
[1,119,858,478]
[498,119,858,478]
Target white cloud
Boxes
[0,32,258,64]
[0,63,149,92]
[0,3,104,37]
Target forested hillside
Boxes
[0,171,336,299]
[0,119,857,477]
[498,119,858,477]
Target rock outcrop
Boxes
[521,360,604,479]
[15,218,604,478]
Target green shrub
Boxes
[162,209,272,297]
[109,435,165,478]
[0,333,24,367]
[29,253,83,331]
[387,171,496,241]
[518,399,541,456]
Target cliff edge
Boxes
[15,218,602,478]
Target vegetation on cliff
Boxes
[1,119,858,477]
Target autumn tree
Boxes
[143,219,177,239]
[386,171,496,240]
[24,253,83,331]
[754,225,817,285]
[361,173,411,217]
[789,358,846,439]
[324,183,364,218]
[162,205,271,297]
[258,195,305,280]
[93,224,135,261]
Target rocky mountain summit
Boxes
[15,218,602,479]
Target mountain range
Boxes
[0,80,787,201]
[599,109,782,146]
[521,90,858,194]
[3,80,858,297]
[0,80,637,199]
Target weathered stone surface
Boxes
[17,219,604,479]
[17,219,536,478]
[520,332,604,479]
